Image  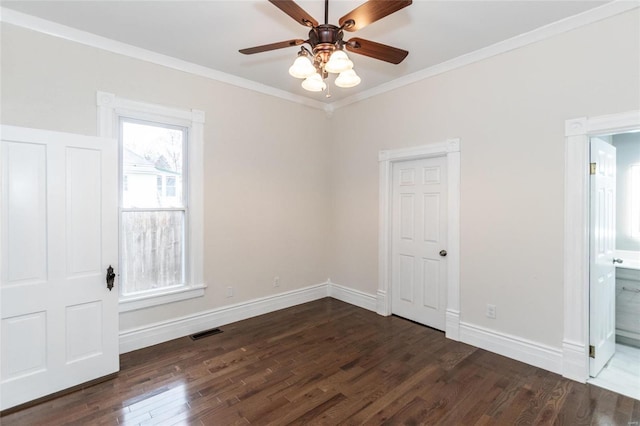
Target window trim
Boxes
[97,91,206,312]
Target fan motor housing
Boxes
[309,24,343,48]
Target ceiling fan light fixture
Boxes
[324,50,353,74]
[289,55,316,79]
[240,0,412,96]
[335,69,361,88]
[301,72,327,92]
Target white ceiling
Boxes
[2,0,611,104]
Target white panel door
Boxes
[1,126,119,410]
[589,137,616,377]
[391,156,447,330]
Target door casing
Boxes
[378,139,461,341]
[563,110,640,382]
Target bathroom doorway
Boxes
[588,130,640,400]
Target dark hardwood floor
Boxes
[2,298,638,425]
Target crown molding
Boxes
[0,7,327,111]
[2,1,638,112]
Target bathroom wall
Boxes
[613,132,640,346]
[613,132,640,251]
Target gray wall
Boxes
[613,132,640,252]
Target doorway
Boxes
[588,131,640,399]
[562,110,640,400]
[377,139,461,340]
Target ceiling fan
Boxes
[240,0,412,93]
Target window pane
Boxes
[122,121,184,208]
[166,177,176,197]
[121,210,184,294]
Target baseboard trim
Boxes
[119,283,564,379]
[460,322,562,375]
[328,281,377,312]
[445,309,461,341]
[376,289,390,316]
[119,283,329,354]
[562,339,588,382]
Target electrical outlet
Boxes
[226,286,233,298]
[273,276,280,287]
[486,304,496,319]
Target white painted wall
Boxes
[326,9,640,349]
[2,7,639,360]
[1,23,331,332]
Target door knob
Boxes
[439,250,447,257]
[106,265,116,291]
[613,258,624,264]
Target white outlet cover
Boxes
[486,304,496,318]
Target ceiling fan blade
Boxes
[345,37,408,64]
[239,39,306,55]
[339,0,412,32]
[269,0,318,27]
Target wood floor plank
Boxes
[531,376,572,425]
[1,298,638,425]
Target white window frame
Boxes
[97,91,206,312]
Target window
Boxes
[121,119,186,294]
[97,91,205,312]
[166,177,177,197]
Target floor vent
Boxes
[190,328,223,341]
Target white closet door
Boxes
[391,156,448,330]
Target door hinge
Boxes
[590,163,596,175]
[589,345,595,358]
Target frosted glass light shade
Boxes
[288,56,316,79]
[335,69,361,88]
[325,50,353,74]
[301,73,326,92]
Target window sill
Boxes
[119,284,207,313]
